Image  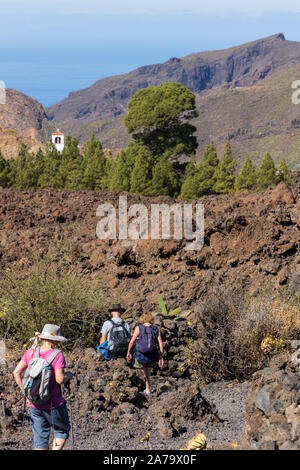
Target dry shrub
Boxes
[230,296,298,377]
[0,251,109,349]
[182,287,240,384]
[183,288,300,384]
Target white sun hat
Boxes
[39,324,68,342]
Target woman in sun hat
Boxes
[13,324,73,450]
[126,313,164,396]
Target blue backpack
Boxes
[135,324,159,364]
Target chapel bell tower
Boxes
[52,129,65,153]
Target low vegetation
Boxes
[0,83,292,198]
[180,287,300,384]
[0,249,109,349]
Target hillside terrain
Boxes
[47,33,290,124]
[0,179,299,451]
[0,88,45,141]
[0,30,299,454]
[1,34,300,168]
[44,33,300,168]
[0,176,299,314]
[0,127,44,159]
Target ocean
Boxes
[1,12,300,107]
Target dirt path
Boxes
[1,380,251,450]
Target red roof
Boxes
[52,130,64,136]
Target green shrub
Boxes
[0,253,109,349]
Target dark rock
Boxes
[278,440,299,450]
[291,340,300,350]
[290,271,300,296]
[255,440,276,450]
[244,351,300,449]
[255,385,272,415]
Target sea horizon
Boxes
[1,12,300,107]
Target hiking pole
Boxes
[21,394,28,449]
[1,398,6,440]
[65,382,75,450]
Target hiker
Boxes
[13,324,73,450]
[126,313,164,395]
[99,303,131,359]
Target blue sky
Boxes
[2,0,300,14]
[1,1,300,105]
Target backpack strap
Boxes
[139,324,157,336]
[109,319,130,338]
[44,349,61,366]
[152,325,159,337]
[34,346,40,358]
[138,323,144,335]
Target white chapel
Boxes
[52,129,65,152]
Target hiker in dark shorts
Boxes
[99,304,131,359]
[13,324,73,450]
[126,313,164,395]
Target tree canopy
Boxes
[123,82,199,159]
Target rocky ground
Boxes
[0,318,251,451]
[0,368,251,451]
[0,177,299,451]
[245,348,300,450]
[0,176,299,319]
[1,337,299,451]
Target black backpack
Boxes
[109,319,130,358]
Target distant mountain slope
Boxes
[0,88,46,140]
[47,33,294,124]
[45,33,300,169]
[2,34,300,169]
[193,65,300,170]
[0,88,45,158]
[0,127,44,159]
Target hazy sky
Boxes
[2,0,300,14]
[1,1,300,105]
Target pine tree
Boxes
[64,162,85,189]
[102,157,116,190]
[109,148,136,191]
[38,143,63,188]
[0,152,10,187]
[277,159,292,186]
[58,136,84,188]
[257,153,278,190]
[61,136,81,161]
[179,174,199,201]
[178,155,199,200]
[124,82,199,158]
[130,146,153,195]
[10,144,42,189]
[149,156,180,197]
[235,158,257,192]
[213,142,237,194]
[184,155,197,179]
[82,133,107,190]
[193,142,220,196]
[81,132,99,162]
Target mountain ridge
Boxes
[46,33,293,124]
[1,33,300,168]
[43,33,300,169]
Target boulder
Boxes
[244,353,300,449]
[270,183,295,205]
